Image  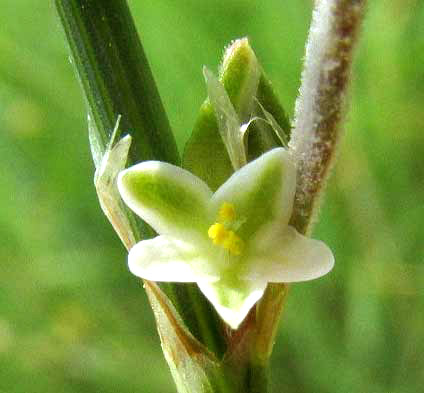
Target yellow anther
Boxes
[222,231,244,256]
[208,223,228,245]
[218,202,236,222]
[209,204,244,255]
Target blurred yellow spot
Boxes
[4,98,44,137]
[218,202,236,222]
[208,223,227,245]
[0,319,14,354]
[222,230,244,256]
[52,303,92,345]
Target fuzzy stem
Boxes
[289,0,367,234]
[256,0,367,365]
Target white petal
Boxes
[197,279,267,329]
[128,236,219,283]
[210,148,296,241]
[246,226,334,283]
[118,161,212,242]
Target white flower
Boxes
[117,148,334,329]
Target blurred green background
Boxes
[1,1,423,392]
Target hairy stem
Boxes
[256,0,367,364]
[289,0,367,234]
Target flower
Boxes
[117,148,334,329]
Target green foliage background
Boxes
[0,1,423,392]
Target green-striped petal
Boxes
[118,161,212,242]
[129,236,219,283]
[246,227,334,283]
[210,148,296,242]
[197,278,267,329]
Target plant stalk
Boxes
[55,0,226,366]
[255,0,367,364]
[290,0,367,234]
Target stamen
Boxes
[208,203,244,256]
[208,223,228,245]
[222,230,244,256]
[218,202,236,223]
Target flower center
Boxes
[208,202,244,256]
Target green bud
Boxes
[183,38,291,191]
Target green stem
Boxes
[55,0,226,358]
[55,0,179,167]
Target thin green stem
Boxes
[55,0,179,167]
[55,0,226,358]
